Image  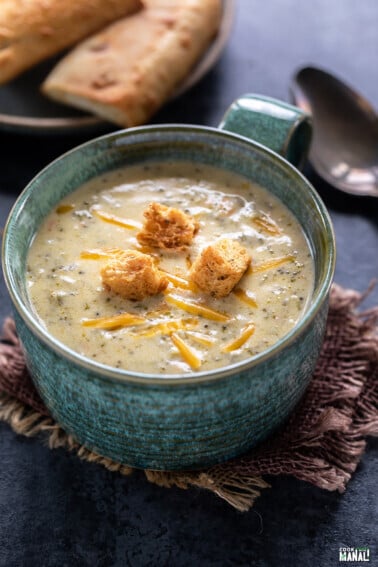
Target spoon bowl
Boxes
[291,66,378,197]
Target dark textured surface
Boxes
[0,1,377,565]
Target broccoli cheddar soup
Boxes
[27,161,314,375]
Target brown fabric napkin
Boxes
[0,283,377,511]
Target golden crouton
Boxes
[189,239,251,298]
[100,250,168,301]
[136,202,199,250]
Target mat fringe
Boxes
[0,392,268,510]
[0,283,377,512]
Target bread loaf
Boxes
[0,0,143,84]
[42,0,222,126]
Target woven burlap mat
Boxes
[0,283,377,511]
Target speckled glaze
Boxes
[2,97,335,470]
[220,94,313,169]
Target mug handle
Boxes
[218,94,312,169]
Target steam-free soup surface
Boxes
[27,161,314,375]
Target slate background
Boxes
[0,1,377,565]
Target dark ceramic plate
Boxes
[0,0,235,134]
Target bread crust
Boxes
[42,0,222,126]
[0,0,143,84]
[101,249,168,301]
[137,202,199,251]
[189,239,251,298]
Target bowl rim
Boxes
[2,124,336,385]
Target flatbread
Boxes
[42,0,222,127]
[0,0,143,84]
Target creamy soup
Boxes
[27,161,314,375]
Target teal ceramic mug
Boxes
[2,95,335,470]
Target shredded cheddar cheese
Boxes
[81,312,145,330]
[165,294,230,322]
[185,330,216,347]
[222,323,255,352]
[135,244,160,257]
[80,247,125,260]
[252,255,295,273]
[162,271,197,291]
[132,318,198,338]
[92,209,142,230]
[252,213,281,235]
[170,332,202,370]
[233,288,258,308]
[56,204,75,214]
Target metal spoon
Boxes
[291,66,378,197]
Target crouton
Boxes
[136,202,199,250]
[189,239,251,298]
[100,250,168,301]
